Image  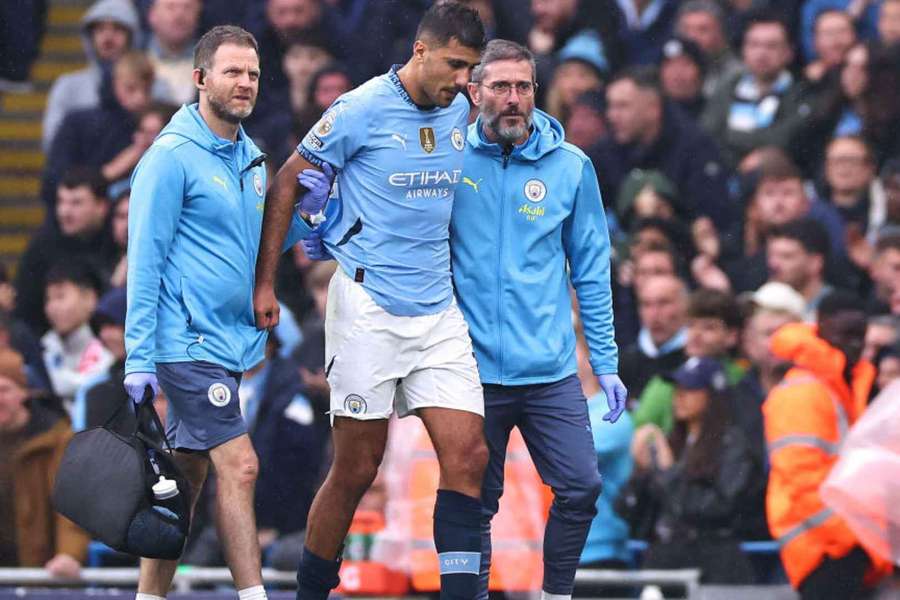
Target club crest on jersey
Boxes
[253,172,263,197]
[208,383,231,407]
[524,179,547,202]
[451,127,464,151]
[344,394,367,415]
[419,127,436,153]
[316,110,336,137]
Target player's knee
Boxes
[218,448,259,487]
[333,452,381,496]
[443,438,488,488]
[555,474,602,518]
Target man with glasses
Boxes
[453,39,626,600]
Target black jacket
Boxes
[617,425,763,542]
[14,225,117,334]
[619,343,685,400]
[590,103,736,232]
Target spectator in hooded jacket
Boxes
[42,0,140,151]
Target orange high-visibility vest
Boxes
[764,323,893,589]
[408,427,551,591]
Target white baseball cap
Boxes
[751,282,806,318]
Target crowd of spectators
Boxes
[2,0,900,592]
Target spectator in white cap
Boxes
[729,281,804,478]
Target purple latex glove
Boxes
[296,163,334,216]
[123,372,159,406]
[301,229,333,261]
[599,373,627,423]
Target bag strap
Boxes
[134,386,175,455]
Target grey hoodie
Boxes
[42,0,140,151]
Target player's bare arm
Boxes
[253,151,320,330]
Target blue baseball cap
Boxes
[557,30,610,78]
[664,357,728,391]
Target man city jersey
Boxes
[298,66,469,317]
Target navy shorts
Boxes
[156,361,245,452]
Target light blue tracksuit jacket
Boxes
[125,103,311,375]
[450,109,618,385]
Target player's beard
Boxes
[484,106,532,145]
[206,86,255,124]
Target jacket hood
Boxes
[158,104,254,160]
[770,322,872,387]
[80,0,140,66]
[467,108,565,162]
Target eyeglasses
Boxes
[481,80,538,97]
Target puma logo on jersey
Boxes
[391,133,407,150]
[212,176,228,191]
[462,177,482,193]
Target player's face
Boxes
[200,43,260,124]
[470,59,535,145]
[419,38,481,107]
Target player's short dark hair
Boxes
[415,1,486,51]
[609,65,662,96]
[688,288,743,330]
[45,259,103,294]
[194,25,259,71]
[768,218,830,259]
[471,39,535,83]
[59,166,107,200]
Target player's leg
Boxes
[207,433,264,592]
[418,406,489,600]
[296,266,401,599]
[517,375,602,600]
[137,450,209,598]
[295,417,389,600]
[401,300,488,599]
[476,385,520,600]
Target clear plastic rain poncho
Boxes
[821,379,900,564]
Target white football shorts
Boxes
[324,267,484,421]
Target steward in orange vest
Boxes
[763,292,893,599]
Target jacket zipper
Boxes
[497,145,512,382]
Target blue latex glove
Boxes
[296,163,334,216]
[301,229,333,261]
[123,372,159,406]
[598,373,627,423]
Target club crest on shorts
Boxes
[208,383,231,407]
[344,394,367,415]
[253,172,263,197]
[419,127,436,153]
[524,179,546,202]
[451,127,464,151]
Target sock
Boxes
[135,595,166,600]
[295,546,341,600]
[541,592,572,600]
[433,489,482,600]
[238,585,268,600]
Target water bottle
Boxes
[151,475,180,520]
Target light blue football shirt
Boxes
[297,66,469,317]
